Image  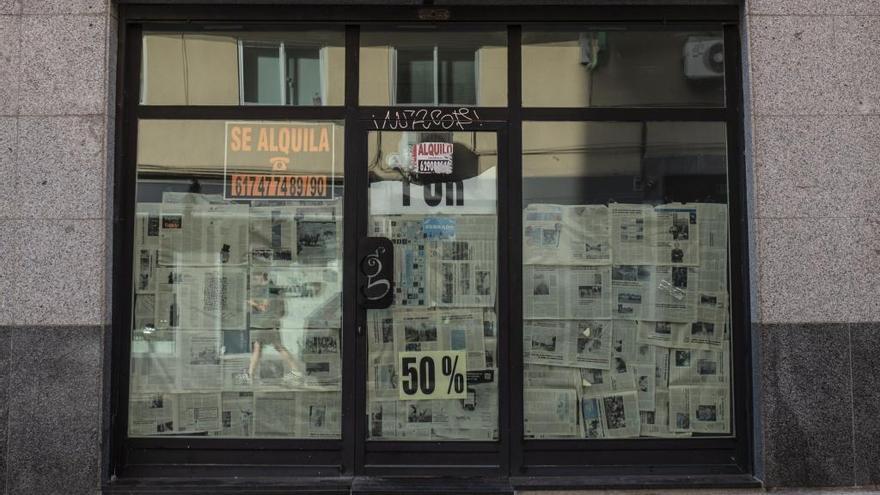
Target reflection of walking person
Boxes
[244,278,307,385]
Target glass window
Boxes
[241,43,283,105]
[129,119,345,438]
[522,29,725,107]
[521,121,732,439]
[365,130,500,441]
[360,30,506,106]
[141,31,344,106]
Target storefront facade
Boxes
[0,1,878,493]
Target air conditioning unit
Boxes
[683,37,724,79]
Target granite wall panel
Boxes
[16,116,105,220]
[0,329,10,491]
[748,0,880,15]
[751,116,854,219]
[19,0,106,14]
[754,217,857,324]
[833,16,880,116]
[0,221,17,326]
[12,220,105,326]
[851,323,880,486]
[18,14,106,116]
[747,15,840,116]
[0,117,16,221]
[0,14,20,116]
[760,323,855,487]
[5,325,102,495]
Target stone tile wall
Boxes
[745,0,880,488]
[0,0,115,493]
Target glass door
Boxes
[356,125,508,475]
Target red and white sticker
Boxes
[411,142,453,175]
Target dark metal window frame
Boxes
[106,3,754,491]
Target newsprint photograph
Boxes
[0,0,879,494]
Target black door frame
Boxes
[106,4,753,488]
[352,120,511,477]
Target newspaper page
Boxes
[179,331,222,390]
[155,267,247,330]
[294,391,342,439]
[293,204,342,266]
[640,390,690,438]
[637,320,725,351]
[440,311,487,370]
[249,266,341,330]
[633,364,656,412]
[581,390,640,439]
[655,347,670,390]
[696,293,729,329]
[680,320,727,350]
[394,400,440,440]
[523,388,581,438]
[636,321,689,348]
[431,382,499,441]
[696,203,729,294]
[389,386,499,442]
[611,265,696,322]
[391,309,488,368]
[254,392,297,436]
[651,204,700,266]
[524,265,612,319]
[610,203,700,266]
[369,400,400,439]
[249,206,297,265]
[132,294,158,335]
[254,392,341,438]
[428,215,496,307]
[129,393,176,436]
[653,265,698,322]
[610,204,652,264]
[299,328,343,390]
[581,365,636,395]
[669,348,729,387]
[134,203,161,293]
[219,392,255,437]
[368,360,399,400]
[371,216,430,306]
[220,354,252,390]
[130,354,178,393]
[523,204,611,265]
[524,364,582,390]
[158,203,249,266]
[254,356,287,388]
[176,392,222,433]
[523,320,613,369]
[669,385,730,434]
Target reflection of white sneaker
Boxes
[283,370,309,388]
[234,371,252,386]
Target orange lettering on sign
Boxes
[242,127,252,151]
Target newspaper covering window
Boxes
[523,202,732,439]
[129,194,344,439]
[366,306,499,441]
[370,214,496,308]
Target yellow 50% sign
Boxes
[398,351,467,400]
